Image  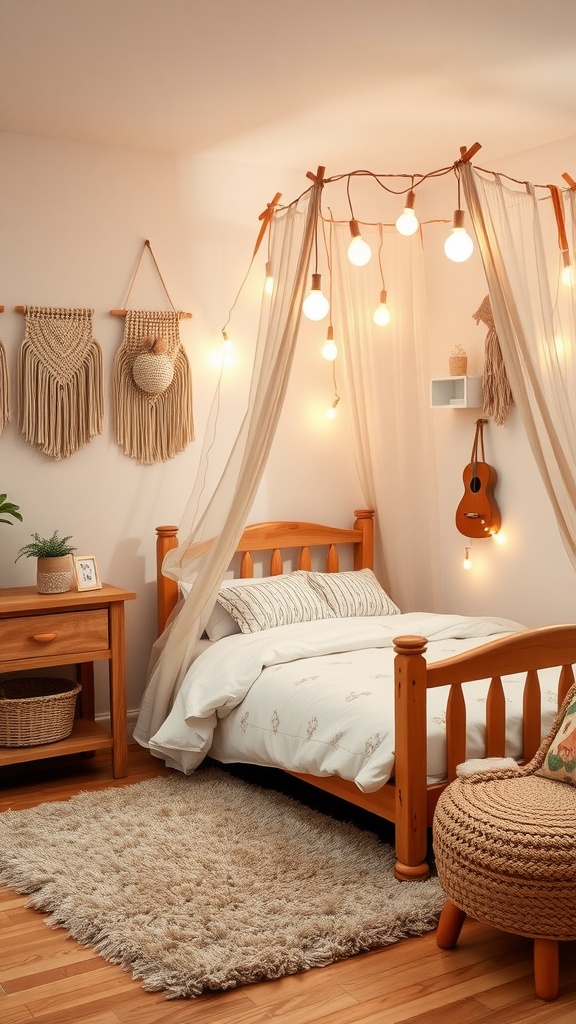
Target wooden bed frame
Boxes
[156,508,576,881]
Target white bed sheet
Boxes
[148,612,561,787]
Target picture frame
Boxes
[74,555,102,591]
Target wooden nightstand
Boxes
[0,584,136,778]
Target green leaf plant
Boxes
[0,493,23,527]
[15,530,76,561]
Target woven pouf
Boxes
[434,774,576,942]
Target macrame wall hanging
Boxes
[17,306,103,459]
[473,294,514,426]
[112,240,194,465]
[0,305,7,436]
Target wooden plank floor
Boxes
[1,745,575,1023]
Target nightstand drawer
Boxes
[0,609,109,662]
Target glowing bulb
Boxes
[303,272,330,321]
[444,210,474,263]
[264,260,274,296]
[373,289,391,327]
[326,396,340,419]
[395,190,419,237]
[561,253,574,286]
[347,219,372,267]
[463,548,472,570]
[493,531,506,545]
[321,325,338,361]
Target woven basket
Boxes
[0,677,81,747]
[449,355,468,376]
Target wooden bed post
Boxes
[393,635,431,881]
[156,525,179,636]
[353,509,374,569]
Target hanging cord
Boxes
[122,239,177,312]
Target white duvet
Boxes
[148,612,561,788]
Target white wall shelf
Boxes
[430,376,483,409]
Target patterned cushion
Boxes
[306,568,400,617]
[538,693,576,785]
[217,573,335,634]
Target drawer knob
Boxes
[32,632,58,643]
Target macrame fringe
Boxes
[473,295,514,426]
[113,310,194,464]
[18,307,103,459]
[0,340,8,436]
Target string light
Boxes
[321,325,338,361]
[492,531,506,545]
[326,395,340,419]
[303,271,330,320]
[264,260,274,296]
[445,208,474,262]
[346,177,371,266]
[347,219,372,266]
[463,547,472,570]
[395,189,419,237]
[444,169,474,263]
[373,224,391,326]
[373,290,391,326]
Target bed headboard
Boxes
[156,508,375,635]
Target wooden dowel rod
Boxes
[562,172,576,189]
[0,305,4,313]
[109,308,192,318]
[15,305,25,313]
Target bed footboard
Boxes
[392,625,576,882]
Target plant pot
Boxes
[36,555,73,594]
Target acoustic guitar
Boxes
[455,418,501,538]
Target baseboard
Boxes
[95,709,139,743]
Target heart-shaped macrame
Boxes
[132,336,175,394]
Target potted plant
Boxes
[16,530,76,594]
[0,494,23,526]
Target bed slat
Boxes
[485,675,506,757]
[446,682,466,780]
[559,663,575,703]
[523,669,542,761]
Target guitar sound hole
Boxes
[469,476,481,493]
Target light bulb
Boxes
[303,272,330,321]
[372,289,391,326]
[463,548,472,570]
[321,325,338,361]
[561,252,574,286]
[326,398,339,420]
[444,210,474,263]
[395,190,419,237]
[347,219,372,267]
[264,260,274,296]
[493,531,506,545]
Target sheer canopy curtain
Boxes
[331,219,441,611]
[462,163,576,567]
[134,184,319,747]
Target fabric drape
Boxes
[331,220,441,611]
[462,163,576,568]
[134,185,320,746]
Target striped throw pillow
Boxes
[306,568,400,617]
[217,573,335,633]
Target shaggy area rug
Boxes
[0,768,444,998]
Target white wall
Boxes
[0,136,360,722]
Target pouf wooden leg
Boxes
[533,938,559,1001]
[436,899,467,949]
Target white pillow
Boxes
[178,577,265,641]
[216,572,335,634]
[306,568,400,617]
